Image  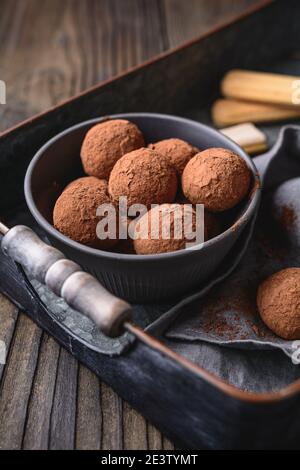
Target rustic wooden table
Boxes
[0,0,260,450]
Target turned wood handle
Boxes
[1,225,132,337]
[221,70,300,107]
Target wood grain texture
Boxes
[76,365,102,450]
[147,423,163,450]
[163,0,263,48]
[163,436,175,450]
[0,314,42,450]
[123,402,148,450]
[0,0,167,132]
[0,0,260,449]
[22,334,60,450]
[0,294,18,381]
[49,348,78,450]
[101,382,123,450]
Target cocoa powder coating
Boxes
[182,148,251,212]
[80,119,144,179]
[53,176,118,249]
[148,138,197,174]
[257,267,300,340]
[134,203,211,255]
[280,205,297,229]
[108,148,178,207]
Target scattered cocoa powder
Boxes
[203,314,241,340]
[279,205,297,229]
[246,320,267,338]
[197,282,266,340]
[256,200,291,260]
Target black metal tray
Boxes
[2,0,300,449]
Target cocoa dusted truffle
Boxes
[182,148,251,212]
[81,119,144,179]
[133,203,208,255]
[53,176,118,249]
[257,268,300,340]
[148,138,197,174]
[108,148,177,207]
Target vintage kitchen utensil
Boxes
[0,221,208,350]
[212,98,300,127]
[24,113,261,303]
[0,220,190,348]
[221,69,300,107]
[0,222,132,337]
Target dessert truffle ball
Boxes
[53,176,118,249]
[257,268,300,340]
[148,138,197,174]
[108,148,177,207]
[182,148,251,212]
[133,203,208,255]
[81,119,144,179]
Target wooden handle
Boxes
[1,225,132,337]
[212,98,300,127]
[221,70,300,107]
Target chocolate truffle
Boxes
[81,119,144,179]
[133,203,208,255]
[53,176,118,249]
[148,138,197,174]
[182,148,251,212]
[257,268,300,340]
[108,148,177,207]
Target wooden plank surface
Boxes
[76,365,102,450]
[23,334,60,450]
[0,0,261,450]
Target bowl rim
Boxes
[24,112,261,262]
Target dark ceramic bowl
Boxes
[25,113,261,302]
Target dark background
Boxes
[0,0,260,451]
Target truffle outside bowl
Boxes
[25,113,261,303]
